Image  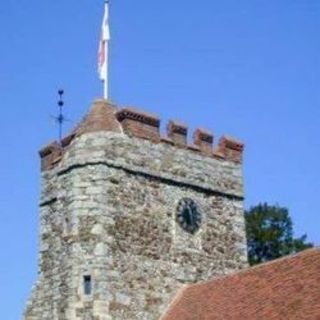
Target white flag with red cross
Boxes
[98,1,110,98]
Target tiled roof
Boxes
[74,99,122,135]
[162,248,320,320]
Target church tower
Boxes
[24,99,247,320]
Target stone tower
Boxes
[24,100,247,320]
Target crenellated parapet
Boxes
[39,142,63,171]
[218,136,244,163]
[167,121,188,146]
[39,100,244,171]
[117,108,160,142]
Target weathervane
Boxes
[55,89,66,143]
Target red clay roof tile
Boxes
[162,248,320,320]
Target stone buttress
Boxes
[24,100,247,320]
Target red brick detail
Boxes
[167,121,188,145]
[74,99,121,135]
[212,149,227,160]
[162,248,320,320]
[117,108,160,141]
[61,133,76,148]
[39,100,245,171]
[193,128,214,155]
[218,135,244,163]
[187,144,201,152]
[161,137,175,146]
[39,142,62,171]
[39,100,122,171]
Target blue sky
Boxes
[0,0,319,319]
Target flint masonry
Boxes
[24,100,248,320]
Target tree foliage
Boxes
[245,203,313,266]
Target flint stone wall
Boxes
[24,131,247,320]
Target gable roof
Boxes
[162,248,320,320]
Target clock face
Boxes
[176,198,201,234]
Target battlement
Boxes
[39,142,62,171]
[39,100,244,171]
[117,108,160,142]
[167,121,188,146]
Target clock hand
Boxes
[188,207,194,226]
